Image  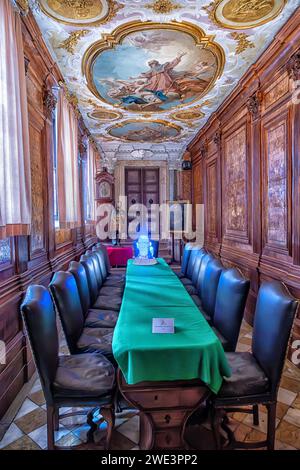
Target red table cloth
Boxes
[107,246,133,267]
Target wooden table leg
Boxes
[118,370,210,450]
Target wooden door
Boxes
[125,168,159,237]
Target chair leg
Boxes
[46,405,56,450]
[210,407,222,450]
[54,408,59,431]
[253,404,259,426]
[266,402,276,450]
[101,406,115,450]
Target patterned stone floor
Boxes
[0,320,299,450]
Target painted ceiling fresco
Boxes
[29,0,300,170]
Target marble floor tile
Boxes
[28,390,46,406]
[14,398,39,420]
[233,423,252,442]
[275,440,297,450]
[0,423,24,449]
[2,435,41,450]
[280,376,300,394]
[117,415,140,445]
[30,379,42,394]
[238,337,252,346]
[243,411,280,434]
[28,423,70,450]
[276,420,300,448]
[110,430,136,450]
[292,393,300,410]
[72,423,93,442]
[277,387,297,406]
[60,413,88,430]
[244,428,267,447]
[55,432,82,448]
[258,402,289,420]
[236,343,251,352]
[283,407,300,428]
[15,407,47,434]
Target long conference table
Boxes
[112,258,231,450]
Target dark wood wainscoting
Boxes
[0,13,97,419]
[189,10,300,368]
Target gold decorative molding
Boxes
[230,32,255,54]
[145,0,182,14]
[171,109,205,122]
[106,119,182,143]
[287,48,300,81]
[88,108,122,121]
[203,0,287,30]
[82,20,225,114]
[247,90,262,120]
[59,30,89,54]
[59,81,80,116]
[39,0,124,27]
[16,0,29,14]
[43,87,57,119]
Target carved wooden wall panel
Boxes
[0,12,98,420]
[190,13,300,369]
[262,108,291,257]
[29,124,45,254]
[205,155,218,241]
[223,124,249,241]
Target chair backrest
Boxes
[68,261,91,313]
[252,281,298,395]
[85,250,103,288]
[201,258,223,320]
[20,285,58,404]
[95,243,111,272]
[180,243,192,275]
[92,248,108,279]
[150,240,159,258]
[196,253,214,295]
[214,268,250,351]
[191,248,206,286]
[49,271,84,354]
[80,254,99,304]
[186,247,202,279]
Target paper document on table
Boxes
[152,318,175,334]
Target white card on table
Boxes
[152,318,175,334]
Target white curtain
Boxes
[86,141,96,222]
[57,89,80,228]
[0,0,31,239]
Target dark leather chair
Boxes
[85,250,103,290]
[95,243,111,271]
[133,239,159,258]
[49,271,114,361]
[211,281,298,450]
[68,261,118,328]
[80,254,122,311]
[86,250,123,298]
[94,244,125,285]
[92,248,125,291]
[212,268,250,352]
[196,253,214,297]
[176,243,192,279]
[180,246,203,286]
[20,285,115,450]
[191,258,223,325]
[185,249,207,295]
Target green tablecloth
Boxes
[112,258,231,393]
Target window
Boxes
[0,0,31,239]
[52,87,59,228]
